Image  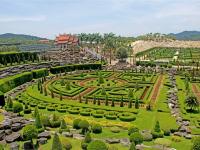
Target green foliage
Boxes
[84,132,92,143]
[98,71,104,84]
[6,96,13,108]
[52,133,62,150]
[185,95,199,111]
[135,98,139,109]
[128,126,139,135]
[120,96,124,107]
[13,102,23,113]
[105,94,109,106]
[66,80,71,90]
[111,98,115,107]
[87,140,107,150]
[41,115,51,127]
[32,68,48,79]
[154,138,172,147]
[50,113,61,128]
[116,47,128,61]
[78,120,90,134]
[129,132,143,145]
[33,106,39,118]
[92,124,102,134]
[22,124,38,140]
[35,113,43,129]
[154,121,161,132]
[50,63,102,74]
[73,118,82,129]
[129,142,136,150]
[192,136,200,150]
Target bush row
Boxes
[50,63,102,74]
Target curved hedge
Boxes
[32,68,49,78]
[118,113,136,122]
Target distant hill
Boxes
[0,33,47,44]
[169,31,200,41]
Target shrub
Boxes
[78,120,90,134]
[119,113,136,122]
[163,128,171,136]
[154,138,172,148]
[192,136,200,150]
[35,113,43,129]
[41,115,51,127]
[128,126,139,135]
[129,132,143,145]
[47,107,55,111]
[68,108,80,114]
[52,133,62,150]
[61,137,72,150]
[129,142,136,150]
[24,108,31,114]
[108,146,118,150]
[57,109,67,113]
[50,114,61,128]
[73,119,82,129]
[13,102,23,114]
[87,140,107,150]
[59,119,68,133]
[92,124,102,134]
[22,124,38,140]
[141,132,153,141]
[92,110,104,118]
[110,127,121,133]
[171,136,181,142]
[151,131,164,139]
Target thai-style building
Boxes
[55,34,79,50]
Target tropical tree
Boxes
[185,95,199,111]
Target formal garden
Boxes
[0,60,199,150]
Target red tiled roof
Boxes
[55,34,79,45]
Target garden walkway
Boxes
[191,83,200,101]
[150,75,164,105]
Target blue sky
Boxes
[0,0,200,39]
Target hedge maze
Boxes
[13,69,159,123]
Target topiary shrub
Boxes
[57,108,67,113]
[47,107,55,111]
[68,107,80,114]
[92,110,104,118]
[163,128,171,136]
[154,138,172,148]
[87,140,107,150]
[78,120,90,134]
[50,113,61,128]
[13,102,23,114]
[61,137,72,150]
[59,119,68,133]
[41,115,51,127]
[38,104,46,109]
[81,132,92,150]
[141,131,153,141]
[171,136,181,142]
[22,124,38,141]
[80,109,92,116]
[110,127,121,133]
[92,124,102,134]
[151,131,164,139]
[119,113,136,122]
[52,133,62,150]
[73,119,82,129]
[128,126,139,135]
[129,132,143,145]
[105,111,117,120]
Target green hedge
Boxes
[0,72,33,93]
[0,52,38,65]
[32,68,49,78]
[50,63,102,74]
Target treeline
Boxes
[0,45,19,52]
[0,52,39,65]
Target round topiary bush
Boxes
[129,132,143,145]
[47,107,55,111]
[171,136,181,142]
[87,140,107,150]
[128,126,139,135]
[119,113,136,122]
[110,127,121,133]
[38,104,46,109]
[151,131,164,139]
[80,108,92,116]
[92,124,102,134]
[13,102,23,114]
[57,108,67,113]
[22,124,38,140]
[73,118,82,129]
[78,120,90,134]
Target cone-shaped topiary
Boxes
[51,133,62,150]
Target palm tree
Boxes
[185,95,199,111]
